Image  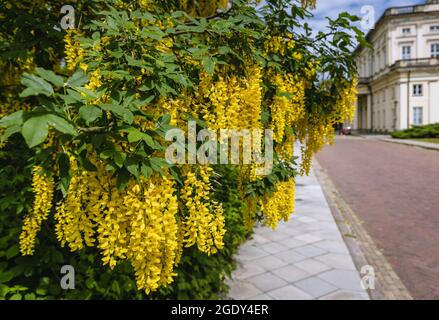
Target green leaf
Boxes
[114,152,126,168]
[35,68,64,87]
[74,87,99,100]
[126,56,143,68]
[1,125,21,141]
[67,70,88,87]
[141,164,153,178]
[140,26,165,40]
[24,293,36,300]
[79,106,103,124]
[125,158,139,179]
[116,168,131,190]
[35,288,46,295]
[150,157,172,172]
[123,109,134,124]
[111,50,124,58]
[9,293,22,300]
[6,244,19,259]
[58,153,70,179]
[218,46,232,55]
[20,74,54,97]
[156,114,171,128]
[0,270,15,283]
[0,284,9,296]
[100,150,115,160]
[21,116,49,148]
[85,278,95,289]
[46,114,77,136]
[202,57,215,75]
[142,133,155,149]
[127,130,144,143]
[0,111,24,128]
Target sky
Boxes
[258,0,426,34]
[307,0,426,34]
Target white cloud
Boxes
[258,0,426,34]
[310,0,425,34]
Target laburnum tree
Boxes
[0,0,364,299]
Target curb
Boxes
[380,138,439,152]
[313,160,413,300]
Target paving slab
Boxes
[227,164,370,300]
[267,285,313,300]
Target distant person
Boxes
[339,123,344,135]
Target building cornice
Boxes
[355,4,439,54]
[357,58,439,88]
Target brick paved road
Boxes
[316,136,439,300]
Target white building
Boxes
[354,0,439,132]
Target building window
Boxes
[413,107,423,125]
[402,27,411,35]
[402,46,411,60]
[431,43,439,58]
[413,84,423,96]
[430,25,439,32]
[391,87,396,100]
[383,89,386,102]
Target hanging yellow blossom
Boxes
[270,73,306,143]
[64,29,85,72]
[181,166,226,255]
[260,178,295,229]
[19,166,54,255]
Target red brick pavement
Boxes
[316,136,439,300]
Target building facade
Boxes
[354,0,439,132]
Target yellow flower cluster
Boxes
[85,69,102,91]
[53,156,182,293]
[19,166,54,255]
[299,115,334,174]
[198,65,263,131]
[264,34,296,57]
[123,177,179,293]
[259,178,295,229]
[0,56,34,88]
[298,78,357,174]
[64,29,85,72]
[179,0,229,17]
[54,157,98,252]
[137,0,152,10]
[181,166,226,255]
[265,36,293,56]
[270,73,306,143]
[333,78,358,124]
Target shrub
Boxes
[391,123,439,139]
[0,0,364,298]
[0,139,248,299]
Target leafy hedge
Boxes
[391,123,439,139]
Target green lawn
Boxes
[413,138,439,144]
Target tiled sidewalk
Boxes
[227,168,369,300]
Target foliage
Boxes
[0,141,246,299]
[391,123,439,139]
[0,0,363,298]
